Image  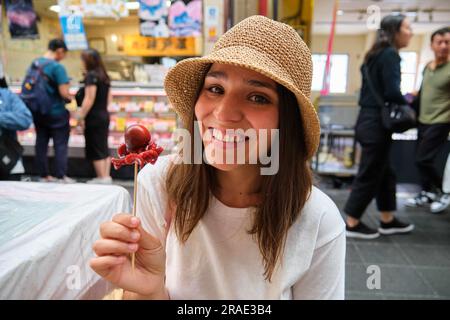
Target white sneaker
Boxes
[86,177,113,185]
[430,194,450,213]
[405,191,437,208]
[39,176,58,183]
[57,176,77,184]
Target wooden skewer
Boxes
[131,161,138,272]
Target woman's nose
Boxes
[213,95,243,122]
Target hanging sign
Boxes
[5,0,39,39]
[58,0,129,19]
[168,0,202,37]
[59,14,88,51]
[124,35,202,57]
[139,0,170,37]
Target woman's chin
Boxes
[208,162,241,172]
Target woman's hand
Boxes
[90,214,166,297]
[78,119,85,130]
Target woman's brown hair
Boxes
[364,14,406,64]
[165,76,312,281]
[81,48,110,85]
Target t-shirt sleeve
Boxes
[292,190,346,300]
[135,155,173,248]
[85,71,99,86]
[51,63,70,85]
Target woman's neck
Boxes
[214,165,263,208]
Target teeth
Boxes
[213,128,223,141]
[212,128,245,143]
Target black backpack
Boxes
[20,59,59,116]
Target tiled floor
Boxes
[324,183,450,300]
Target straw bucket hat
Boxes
[164,15,320,158]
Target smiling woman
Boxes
[90,15,346,300]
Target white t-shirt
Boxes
[136,155,346,300]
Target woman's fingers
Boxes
[112,214,141,229]
[93,238,138,256]
[89,255,126,276]
[99,220,140,242]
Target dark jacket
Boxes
[359,46,407,110]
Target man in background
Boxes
[29,39,74,183]
[406,27,450,213]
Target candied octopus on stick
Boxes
[111,124,163,169]
[111,124,163,271]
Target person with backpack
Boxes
[22,39,74,183]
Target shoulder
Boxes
[85,71,99,84]
[137,154,176,191]
[46,59,64,71]
[380,46,400,61]
[291,186,345,248]
[47,61,68,77]
[1,88,19,102]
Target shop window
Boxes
[312,54,349,94]
[399,51,417,94]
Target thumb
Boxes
[136,224,163,252]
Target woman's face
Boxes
[395,18,413,49]
[194,63,279,172]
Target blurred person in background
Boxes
[0,60,7,88]
[406,27,450,213]
[0,77,33,180]
[75,49,112,184]
[28,39,74,183]
[344,14,415,239]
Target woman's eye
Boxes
[206,86,223,94]
[249,95,270,104]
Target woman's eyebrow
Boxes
[205,71,276,92]
[206,71,227,79]
[245,79,277,92]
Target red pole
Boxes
[259,0,268,16]
[320,0,339,96]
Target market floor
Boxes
[114,179,450,299]
[323,182,450,300]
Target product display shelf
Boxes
[10,84,178,159]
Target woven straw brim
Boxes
[164,46,321,159]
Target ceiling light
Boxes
[49,5,60,13]
[337,10,344,16]
[126,1,140,10]
[48,1,140,13]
